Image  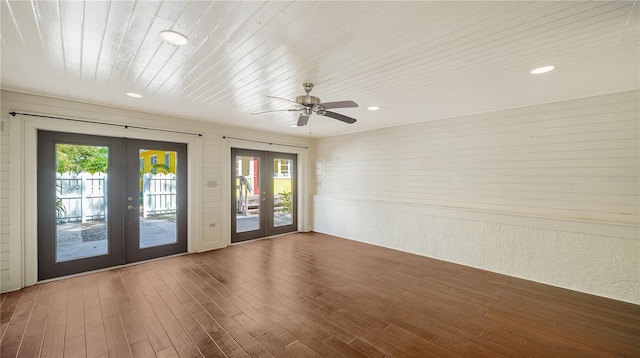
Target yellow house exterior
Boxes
[139,149,177,174]
[273,178,291,195]
[236,157,292,196]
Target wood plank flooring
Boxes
[1,232,639,357]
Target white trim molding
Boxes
[16,114,203,287]
[221,136,310,248]
[7,115,24,292]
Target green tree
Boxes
[150,163,170,174]
[56,144,108,173]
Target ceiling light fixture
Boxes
[126,92,143,98]
[367,106,380,111]
[160,30,189,46]
[530,65,555,74]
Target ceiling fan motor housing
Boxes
[296,95,321,107]
[297,82,321,108]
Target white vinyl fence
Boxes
[57,172,176,222]
[57,172,107,222]
[142,173,177,218]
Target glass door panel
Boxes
[126,140,187,263]
[138,149,178,249]
[38,131,125,281]
[272,157,294,228]
[55,144,110,262]
[231,149,266,242]
[235,154,261,233]
[266,152,297,236]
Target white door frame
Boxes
[11,115,202,288]
[222,137,309,247]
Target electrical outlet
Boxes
[207,180,217,187]
[209,223,216,227]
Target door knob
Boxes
[127,205,138,210]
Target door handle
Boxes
[127,205,138,210]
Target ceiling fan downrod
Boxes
[303,82,314,94]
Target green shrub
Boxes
[279,189,292,215]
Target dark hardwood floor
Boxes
[1,232,638,357]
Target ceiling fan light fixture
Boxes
[256,83,359,126]
[530,65,555,74]
[367,106,380,111]
[160,30,189,46]
[126,92,143,98]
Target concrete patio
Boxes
[56,217,177,261]
[236,212,293,233]
[56,212,294,261]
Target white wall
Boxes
[314,90,640,304]
[0,111,10,285]
[0,90,313,292]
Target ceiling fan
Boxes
[251,83,358,127]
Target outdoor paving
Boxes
[236,212,293,233]
[56,218,177,261]
[56,213,294,261]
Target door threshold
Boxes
[35,252,188,285]
[230,231,299,246]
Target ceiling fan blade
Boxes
[250,108,299,115]
[319,100,358,109]
[321,110,357,124]
[297,114,310,127]
[267,96,301,107]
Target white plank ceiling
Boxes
[1,1,638,137]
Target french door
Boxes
[231,149,297,243]
[37,131,187,280]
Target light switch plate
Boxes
[316,160,324,176]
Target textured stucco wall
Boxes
[314,196,640,304]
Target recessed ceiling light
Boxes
[530,65,555,74]
[126,92,143,98]
[160,30,189,46]
[367,106,380,111]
